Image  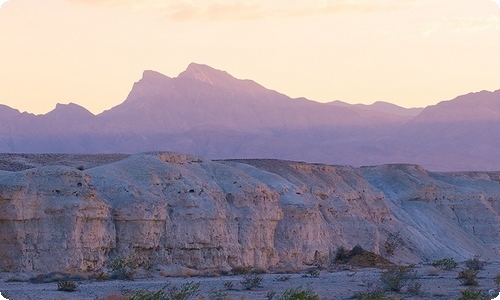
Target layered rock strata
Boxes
[0,152,499,273]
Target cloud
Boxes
[424,15,500,35]
[0,0,10,8]
[492,0,500,8]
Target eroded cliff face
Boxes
[0,153,499,273]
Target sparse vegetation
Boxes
[108,256,140,280]
[240,273,263,290]
[380,266,417,292]
[465,256,485,271]
[457,287,488,300]
[432,258,458,270]
[223,281,234,290]
[308,268,320,278]
[207,288,230,300]
[406,281,422,296]
[275,274,291,281]
[354,291,401,300]
[268,287,319,300]
[57,280,77,292]
[457,268,479,286]
[128,282,200,300]
[494,273,500,289]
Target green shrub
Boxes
[128,282,200,300]
[354,291,401,300]
[270,287,319,300]
[457,268,479,286]
[432,258,458,270]
[380,266,417,292]
[109,256,139,280]
[457,287,488,300]
[57,280,77,292]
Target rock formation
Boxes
[0,152,499,274]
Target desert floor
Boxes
[1,263,499,300]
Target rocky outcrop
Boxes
[0,153,499,274]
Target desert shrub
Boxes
[269,287,319,300]
[57,280,77,292]
[128,282,200,300]
[335,245,363,263]
[223,281,234,290]
[109,257,140,280]
[335,246,349,262]
[207,288,230,300]
[432,258,458,270]
[457,287,488,300]
[406,282,421,295]
[457,268,479,286]
[495,273,500,289]
[354,291,401,300]
[308,268,320,278]
[240,273,263,290]
[275,274,291,281]
[466,256,485,271]
[380,266,417,292]
[97,292,128,300]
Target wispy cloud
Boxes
[424,15,500,35]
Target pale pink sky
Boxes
[0,0,499,114]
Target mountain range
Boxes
[1,63,499,171]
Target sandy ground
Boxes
[1,263,499,300]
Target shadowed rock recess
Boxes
[0,152,499,274]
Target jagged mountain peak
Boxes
[48,103,94,116]
[141,70,172,83]
[177,62,238,86]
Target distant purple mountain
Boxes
[0,63,499,171]
[329,100,423,118]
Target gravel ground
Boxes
[1,264,499,300]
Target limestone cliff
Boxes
[0,153,499,273]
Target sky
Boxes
[0,0,499,115]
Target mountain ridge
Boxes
[0,63,499,171]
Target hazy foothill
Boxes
[0,64,500,299]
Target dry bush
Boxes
[495,273,500,289]
[275,274,291,281]
[457,268,479,286]
[57,280,77,292]
[97,292,128,300]
[465,256,485,271]
[240,273,263,290]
